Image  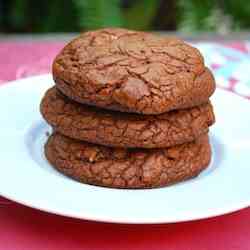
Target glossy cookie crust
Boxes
[41,87,215,148]
[53,28,215,114]
[45,132,211,189]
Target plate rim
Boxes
[0,179,250,224]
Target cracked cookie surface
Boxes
[45,132,211,189]
[53,28,215,114]
[41,87,215,148]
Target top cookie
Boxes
[53,28,215,114]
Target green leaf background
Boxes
[2,0,250,32]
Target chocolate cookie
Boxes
[45,132,211,189]
[53,28,215,114]
[41,87,215,148]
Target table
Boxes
[0,38,250,250]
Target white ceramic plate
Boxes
[0,74,249,224]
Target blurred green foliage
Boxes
[178,0,250,32]
[1,0,250,33]
[73,0,123,29]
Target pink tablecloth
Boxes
[0,41,250,250]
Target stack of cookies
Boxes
[40,28,216,189]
